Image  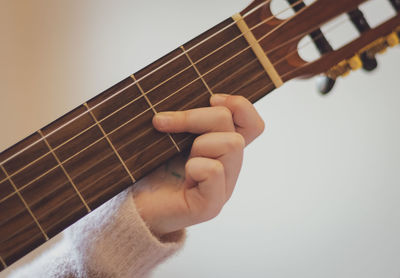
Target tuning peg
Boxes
[348,9,378,72]
[389,0,400,11]
[391,1,400,37]
[286,0,337,94]
[317,76,336,95]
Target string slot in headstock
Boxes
[389,0,400,11]
[286,0,337,94]
[348,8,379,71]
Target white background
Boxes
[1,0,400,277]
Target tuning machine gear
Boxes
[286,0,337,95]
[348,9,379,71]
[389,0,400,12]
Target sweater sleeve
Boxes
[8,187,186,278]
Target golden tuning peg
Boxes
[386,32,399,47]
[325,27,399,81]
[326,55,362,79]
[348,55,362,71]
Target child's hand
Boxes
[133,94,265,239]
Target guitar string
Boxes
[8,15,358,218]
[0,55,259,206]
[1,77,272,248]
[273,17,351,71]
[0,0,305,188]
[0,0,303,170]
[0,2,374,263]
[0,3,349,205]
[6,15,354,238]
[12,20,358,244]
[0,59,264,243]
[0,49,260,206]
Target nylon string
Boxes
[0,0,305,188]
[0,0,309,169]
[0,0,329,207]
[0,0,340,222]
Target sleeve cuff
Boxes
[66,187,186,278]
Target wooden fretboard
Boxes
[0,17,276,268]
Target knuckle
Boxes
[228,95,248,108]
[226,133,245,151]
[207,160,224,176]
[215,106,232,123]
[191,136,203,154]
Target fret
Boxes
[233,13,283,88]
[0,11,286,268]
[183,18,249,76]
[62,138,132,210]
[0,255,6,269]
[84,103,136,184]
[87,80,149,134]
[134,48,206,107]
[133,135,193,178]
[0,167,13,201]
[0,193,46,266]
[19,165,88,238]
[0,165,49,241]
[130,74,181,153]
[180,46,214,96]
[183,19,239,64]
[0,167,5,181]
[11,152,58,190]
[41,106,104,163]
[0,133,50,177]
[0,180,15,203]
[86,77,141,121]
[38,130,91,213]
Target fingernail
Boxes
[210,94,228,106]
[153,112,173,129]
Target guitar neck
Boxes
[0,16,276,269]
[2,0,399,270]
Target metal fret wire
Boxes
[0,165,49,241]
[0,0,351,209]
[180,46,215,96]
[0,0,304,189]
[130,74,181,152]
[38,130,91,212]
[0,57,265,245]
[0,55,259,206]
[4,1,356,252]
[0,0,304,169]
[0,255,6,268]
[84,103,137,184]
[0,0,357,265]
[0,44,261,205]
[0,0,317,204]
[0,13,350,208]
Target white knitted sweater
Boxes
[8,188,185,278]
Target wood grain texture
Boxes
[0,10,279,269]
[0,194,45,266]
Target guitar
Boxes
[1,0,399,273]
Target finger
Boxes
[183,157,226,223]
[190,132,244,201]
[152,106,235,134]
[210,94,265,145]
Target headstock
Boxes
[239,0,400,93]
